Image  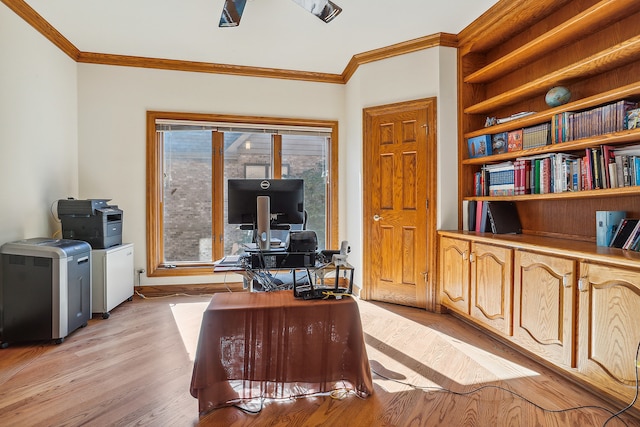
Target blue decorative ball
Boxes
[545,86,571,107]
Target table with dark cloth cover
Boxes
[190,290,374,414]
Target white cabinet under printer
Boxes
[91,243,134,318]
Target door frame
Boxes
[361,98,438,310]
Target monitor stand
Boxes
[256,195,270,251]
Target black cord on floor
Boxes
[372,341,640,427]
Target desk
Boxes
[190,291,374,414]
[214,254,354,295]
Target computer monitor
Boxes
[227,179,305,229]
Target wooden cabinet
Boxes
[437,230,640,411]
[576,262,640,406]
[457,0,640,240]
[513,250,576,368]
[469,243,512,336]
[439,236,470,314]
[439,236,512,336]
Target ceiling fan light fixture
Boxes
[219,0,247,27]
[291,0,342,23]
[218,0,341,28]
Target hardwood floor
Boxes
[0,293,638,426]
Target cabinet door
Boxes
[470,243,513,336]
[578,262,640,406]
[439,236,470,314]
[513,251,576,368]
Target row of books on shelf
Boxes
[552,99,639,144]
[467,100,640,159]
[473,144,640,196]
[598,211,640,251]
[467,123,550,158]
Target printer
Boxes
[57,199,123,249]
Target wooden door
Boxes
[438,236,471,315]
[470,243,513,336]
[577,262,640,407]
[513,250,576,368]
[362,99,436,309]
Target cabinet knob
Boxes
[562,274,571,288]
[578,278,588,292]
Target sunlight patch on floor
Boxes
[170,301,209,361]
[358,300,540,390]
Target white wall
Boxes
[77,64,346,285]
[343,47,459,285]
[0,4,78,245]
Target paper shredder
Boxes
[0,238,92,347]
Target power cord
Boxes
[371,341,640,427]
[134,290,214,300]
[226,383,361,416]
[602,341,640,426]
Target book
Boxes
[523,122,551,149]
[467,135,492,158]
[475,200,484,233]
[491,132,508,154]
[507,129,523,152]
[622,221,640,250]
[486,201,522,234]
[626,108,640,130]
[595,210,625,247]
[610,218,640,249]
[478,201,491,233]
[485,161,515,196]
[466,200,477,231]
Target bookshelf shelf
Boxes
[464,81,640,140]
[464,34,640,115]
[463,0,640,84]
[465,185,640,202]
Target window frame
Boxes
[146,111,339,277]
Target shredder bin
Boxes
[0,238,91,347]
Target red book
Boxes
[475,201,484,233]
[584,149,593,190]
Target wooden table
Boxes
[190,291,374,415]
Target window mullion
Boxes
[272,134,282,178]
[212,131,225,260]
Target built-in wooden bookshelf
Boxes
[457,0,640,242]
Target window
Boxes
[146,112,338,277]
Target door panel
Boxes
[513,250,575,368]
[363,99,437,309]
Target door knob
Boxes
[373,214,383,221]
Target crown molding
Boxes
[76,52,345,84]
[341,33,458,82]
[3,0,459,84]
[2,0,80,60]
